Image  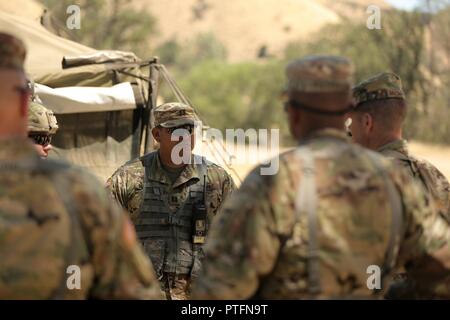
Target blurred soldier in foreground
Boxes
[348,72,450,299]
[0,32,163,300]
[191,56,450,299]
[106,102,236,300]
[28,98,58,159]
[349,72,450,222]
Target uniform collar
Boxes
[300,128,350,144]
[377,139,409,156]
[0,137,39,162]
[147,151,202,188]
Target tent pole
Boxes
[144,57,160,154]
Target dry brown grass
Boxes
[0,0,43,21]
[140,0,389,62]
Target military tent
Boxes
[0,10,157,182]
[0,9,242,183]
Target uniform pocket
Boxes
[207,189,222,213]
[143,239,165,278]
[190,247,205,279]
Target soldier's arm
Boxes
[75,171,163,299]
[393,169,450,298]
[221,169,237,200]
[105,166,131,208]
[191,164,284,299]
[206,164,237,217]
[105,160,144,222]
[92,207,164,299]
[427,163,450,223]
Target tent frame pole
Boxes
[143,57,160,154]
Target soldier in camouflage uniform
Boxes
[0,32,163,299]
[190,56,450,299]
[106,102,236,300]
[348,72,450,299]
[349,72,450,222]
[28,98,58,159]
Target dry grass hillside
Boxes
[0,0,43,21]
[139,0,389,62]
[0,0,394,62]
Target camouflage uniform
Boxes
[378,140,450,222]
[353,72,450,298]
[106,103,236,300]
[353,73,450,223]
[0,33,163,300]
[191,56,450,299]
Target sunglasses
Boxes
[29,134,52,146]
[165,125,195,135]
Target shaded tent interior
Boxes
[35,59,155,183]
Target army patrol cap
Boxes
[0,32,26,71]
[153,102,196,128]
[353,72,405,107]
[28,100,59,135]
[285,55,354,93]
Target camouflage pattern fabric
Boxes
[28,101,59,135]
[378,139,450,298]
[153,102,197,128]
[378,139,450,223]
[0,138,164,299]
[352,72,405,107]
[106,151,236,299]
[191,129,450,299]
[285,55,354,93]
[106,151,236,223]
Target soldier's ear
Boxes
[152,127,161,142]
[18,80,31,119]
[363,113,373,132]
[19,94,28,117]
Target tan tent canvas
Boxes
[0,10,153,181]
[0,10,96,79]
[0,10,241,183]
[0,8,150,89]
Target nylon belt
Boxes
[294,146,321,295]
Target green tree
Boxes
[156,33,227,69]
[154,39,181,66]
[161,59,293,143]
